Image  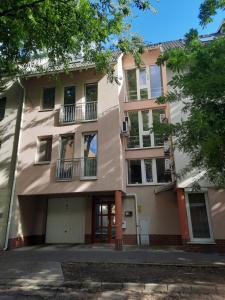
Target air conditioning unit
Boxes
[121,116,129,135]
[165,158,171,172]
[159,113,167,123]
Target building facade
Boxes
[4,27,225,251]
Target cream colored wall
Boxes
[208,188,225,240]
[16,66,124,195]
[122,197,137,235]
[0,81,23,248]
[126,186,180,235]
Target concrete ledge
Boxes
[0,280,224,296]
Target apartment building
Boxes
[5,22,225,251]
[0,79,23,249]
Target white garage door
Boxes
[46,198,86,244]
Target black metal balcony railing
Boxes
[56,157,97,181]
[59,102,97,124]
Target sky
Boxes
[130,0,224,44]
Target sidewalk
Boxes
[0,245,224,299]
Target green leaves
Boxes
[157,34,225,186]
[0,0,155,80]
[199,0,225,26]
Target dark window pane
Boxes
[150,65,163,98]
[43,88,55,109]
[86,84,98,102]
[143,135,151,147]
[126,69,137,101]
[189,193,211,239]
[144,159,153,182]
[142,110,149,131]
[128,111,139,148]
[156,158,171,183]
[64,86,75,105]
[0,97,6,121]
[153,109,165,146]
[38,137,52,162]
[128,160,142,184]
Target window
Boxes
[37,136,52,163]
[86,83,98,103]
[127,158,171,184]
[83,133,97,177]
[150,65,163,98]
[128,160,142,184]
[42,88,55,110]
[156,158,172,183]
[126,65,163,102]
[186,192,213,243]
[127,111,139,148]
[127,109,165,149]
[85,83,98,120]
[126,69,137,101]
[64,86,75,105]
[0,97,6,121]
[60,134,74,160]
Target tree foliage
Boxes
[156,1,225,186]
[199,0,225,25]
[0,0,155,81]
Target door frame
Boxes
[92,199,115,244]
[185,188,214,244]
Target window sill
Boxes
[80,177,98,181]
[38,109,55,112]
[127,182,172,187]
[34,161,50,165]
[126,146,163,151]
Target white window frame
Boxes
[185,189,214,244]
[81,131,98,180]
[127,109,165,149]
[125,65,163,102]
[127,158,169,186]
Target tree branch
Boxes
[0,0,46,17]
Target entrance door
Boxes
[93,202,116,243]
[186,192,213,243]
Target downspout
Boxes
[126,193,140,246]
[4,77,25,250]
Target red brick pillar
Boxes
[177,188,189,244]
[115,190,123,250]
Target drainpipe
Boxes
[126,193,140,246]
[4,77,25,250]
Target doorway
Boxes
[93,201,116,243]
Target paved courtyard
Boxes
[0,245,225,299]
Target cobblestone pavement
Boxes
[0,245,225,299]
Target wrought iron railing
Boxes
[56,157,97,181]
[59,101,97,124]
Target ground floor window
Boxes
[186,192,214,243]
[127,158,172,185]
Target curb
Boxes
[63,261,225,268]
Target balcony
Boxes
[59,102,97,124]
[56,158,97,181]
